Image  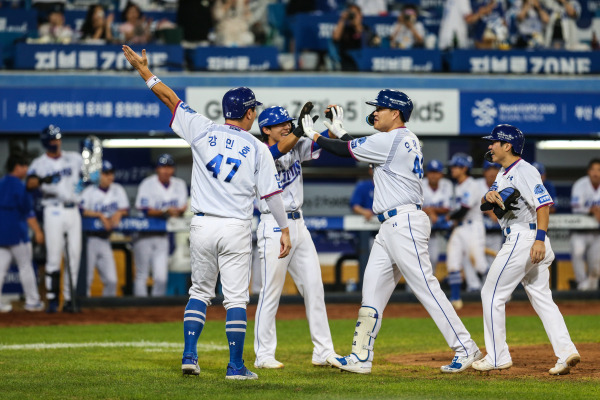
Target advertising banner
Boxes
[191,46,279,71]
[350,48,442,72]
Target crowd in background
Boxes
[0,0,598,51]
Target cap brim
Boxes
[255,100,263,107]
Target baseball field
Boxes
[0,301,598,400]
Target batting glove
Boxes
[302,115,320,141]
[323,106,348,138]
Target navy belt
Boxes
[287,211,301,220]
[377,205,421,222]
[63,202,76,208]
[195,212,205,217]
[504,223,536,235]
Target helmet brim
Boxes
[482,135,495,141]
[365,100,381,107]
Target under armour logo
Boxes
[508,176,514,181]
[229,341,236,346]
[392,222,397,227]
[188,331,195,335]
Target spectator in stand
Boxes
[37,9,75,44]
[332,4,379,71]
[80,4,115,44]
[569,158,600,291]
[350,166,375,221]
[212,0,255,47]
[390,4,425,49]
[470,0,509,49]
[506,0,549,49]
[532,162,557,213]
[438,0,474,49]
[32,0,66,24]
[541,0,581,49]
[354,0,388,16]
[119,1,153,45]
[177,0,214,46]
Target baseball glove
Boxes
[292,101,319,138]
[480,187,520,219]
[32,243,47,265]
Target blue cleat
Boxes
[46,300,58,314]
[225,362,258,380]
[182,354,200,376]
[441,349,483,373]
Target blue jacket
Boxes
[0,175,34,246]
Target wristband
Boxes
[535,229,546,242]
[145,75,161,90]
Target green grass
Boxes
[0,314,598,399]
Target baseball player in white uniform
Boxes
[473,124,580,375]
[253,105,341,369]
[80,160,129,296]
[134,153,188,297]
[301,90,482,374]
[123,45,291,380]
[446,153,488,310]
[27,124,83,313]
[422,160,453,273]
[478,160,503,266]
[569,158,600,291]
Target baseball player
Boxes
[422,160,453,273]
[350,166,375,220]
[27,124,83,313]
[134,153,187,297]
[569,158,600,291]
[0,155,45,312]
[478,160,503,266]
[254,105,341,369]
[446,153,488,309]
[80,160,129,297]
[122,45,291,380]
[473,124,580,375]
[301,90,482,374]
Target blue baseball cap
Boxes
[157,153,175,167]
[101,160,114,172]
[426,159,444,173]
[483,160,501,170]
[532,162,545,175]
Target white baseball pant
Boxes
[86,237,118,296]
[133,235,169,297]
[187,215,252,310]
[480,224,578,367]
[446,221,488,275]
[0,242,41,306]
[254,214,336,365]
[569,233,600,290]
[362,208,479,358]
[43,205,81,301]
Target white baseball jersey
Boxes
[170,101,282,218]
[570,176,600,214]
[452,176,484,224]
[257,138,319,213]
[135,174,187,213]
[81,183,130,216]
[422,177,453,209]
[489,159,554,230]
[28,151,83,205]
[348,129,424,214]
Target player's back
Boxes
[423,177,452,209]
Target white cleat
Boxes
[472,358,512,371]
[451,299,463,310]
[440,350,483,373]
[549,353,580,375]
[24,302,45,312]
[0,303,13,313]
[335,354,372,374]
[255,359,284,369]
[313,353,343,368]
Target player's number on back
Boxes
[206,154,242,183]
[412,155,424,179]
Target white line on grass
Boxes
[0,341,227,351]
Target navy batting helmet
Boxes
[532,162,546,175]
[222,87,262,119]
[426,159,444,173]
[41,124,62,149]
[258,106,294,129]
[482,124,525,155]
[448,153,473,169]
[101,160,114,173]
[157,153,175,167]
[366,89,413,122]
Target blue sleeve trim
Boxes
[269,143,284,160]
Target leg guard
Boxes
[45,271,60,301]
[351,306,380,362]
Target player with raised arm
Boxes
[122,45,291,380]
[472,124,580,375]
[253,105,341,369]
[301,89,482,374]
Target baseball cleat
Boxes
[46,300,58,314]
[472,358,512,371]
[24,302,45,312]
[335,354,372,374]
[451,299,463,310]
[312,353,343,368]
[182,354,200,376]
[225,363,258,380]
[255,359,284,369]
[0,303,12,313]
[440,349,483,373]
[549,353,580,375]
